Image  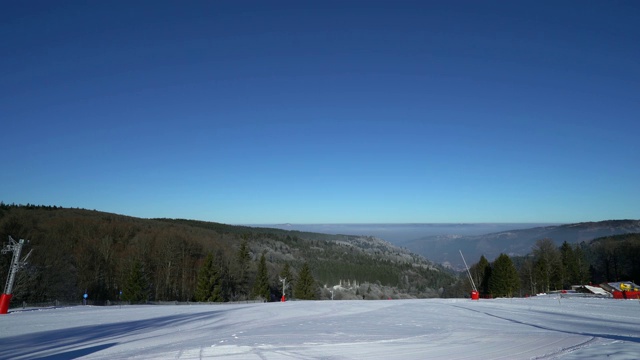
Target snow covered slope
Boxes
[1,297,639,359]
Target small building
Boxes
[574,285,611,297]
[570,284,611,297]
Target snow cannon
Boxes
[0,294,12,314]
[620,283,631,291]
[460,250,479,301]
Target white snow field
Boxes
[1,297,639,359]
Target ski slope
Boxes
[1,297,638,359]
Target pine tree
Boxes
[251,252,270,301]
[213,249,231,301]
[560,241,574,289]
[122,260,150,304]
[194,251,230,302]
[572,244,590,285]
[235,240,251,299]
[195,253,219,302]
[471,255,491,296]
[489,254,520,298]
[559,241,591,287]
[294,262,318,300]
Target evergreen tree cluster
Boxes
[122,260,149,303]
[584,233,640,283]
[294,263,318,300]
[195,252,229,302]
[489,254,520,297]
[517,239,590,296]
[251,252,270,301]
[449,234,640,298]
[455,253,519,298]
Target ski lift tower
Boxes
[279,277,287,302]
[1,236,32,314]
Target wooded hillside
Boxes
[0,204,454,305]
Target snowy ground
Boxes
[1,297,639,359]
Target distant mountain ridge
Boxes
[401,220,640,270]
[260,223,557,243]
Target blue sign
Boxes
[83,293,88,299]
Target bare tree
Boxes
[532,238,561,293]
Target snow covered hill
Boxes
[1,297,639,359]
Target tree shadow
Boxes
[0,310,223,359]
[31,343,117,360]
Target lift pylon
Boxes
[1,236,31,314]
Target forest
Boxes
[0,204,454,306]
[2,204,638,304]
[444,233,640,298]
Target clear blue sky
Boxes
[1,1,638,224]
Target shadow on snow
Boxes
[30,343,118,360]
[451,304,640,345]
[0,310,223,359]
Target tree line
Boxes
[444,233,640,298]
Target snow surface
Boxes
[1,297,639,359]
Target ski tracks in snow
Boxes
[2,298,639,359]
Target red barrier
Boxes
[471,290,479,300]
[613,290,640,299]
[0,293,12,314]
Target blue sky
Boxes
[1,1,638,224]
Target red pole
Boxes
[0,293,12,314]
